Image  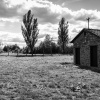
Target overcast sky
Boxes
[0,0,100,47]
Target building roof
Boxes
[71,28,100,43]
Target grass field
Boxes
[0,54,100,100]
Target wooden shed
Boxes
[71,28,100,67]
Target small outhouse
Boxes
[71,28,100,67]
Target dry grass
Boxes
[0,54,100,100]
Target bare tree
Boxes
[58,17,69,54]
[21,10,39,56]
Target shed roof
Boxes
[71,28,100,43]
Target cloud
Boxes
[0,31,25,47]
[1,0,100,25]
[0,31,23,42]
[0,21,21,33]
[32,7,59,24]
[73,9,100,21]
[0,0,100,47]
[4,0,25,7]
[38,23,58,39]
[0,0,21,18]
[0,18,20,22]
[48,0,82,6]
[10,37,24,43]
[72,28,78,33]
[38,34,46,39]
[0,3,20,26]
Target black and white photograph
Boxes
[0,0,100,100]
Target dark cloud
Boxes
[62,12,73,21]
[69,19,80,25]
[31,6,74,24]
[0,0,22,18]
[48,0,81,6]
[48,0,66,5]
[32,7,60,24]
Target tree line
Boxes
[2,36,73,55]
[0,10,73,55]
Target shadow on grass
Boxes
[78,65,100,73]
[16,54,44,57]
[0,53,55,57]
[0,54,41,57]
[60,62,73,65]
[16,54,56,57]
[0,54,15,57]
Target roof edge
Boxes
[70,28,85,43]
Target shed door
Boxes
[90,46,98,67]
[75,48,80,65]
